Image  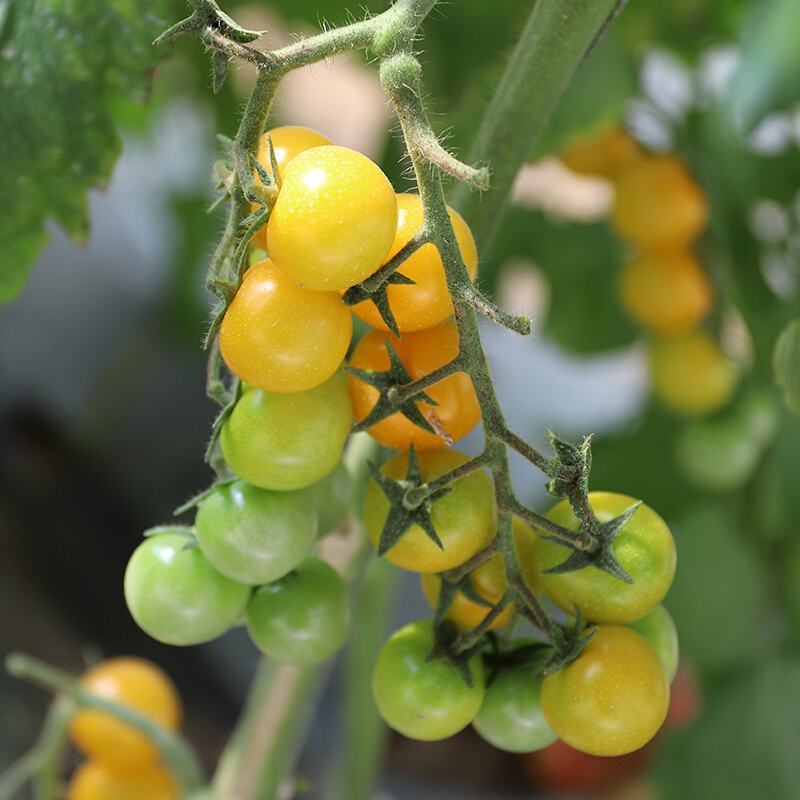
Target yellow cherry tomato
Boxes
[250,126,331,249]
[541,626,669,757]
[350,193,478,332]
[619,251,713,334]
[69,658,181,769]
[267,145,398,291]
[67,761,178,800]
[347,320,480,451]
[420,517,539,629]
[220,259,352,393]
[364,449,496,573]
[612,155,708,251]
[559,126,642,179]
[649,330,738,416]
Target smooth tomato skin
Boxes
[473,662,557,753]
[251,126,332,249]
[534,492,676,624]
[420,517,539,629]
[627,604,679,683]
[124,531,250,646]
[69,658,181,769]
[372,620,485,741]
[221,373,351,491]
[649,331,738,416]
[267,145,397,291]
[246,557,349,665]
[541,626,669,757]
[291,460,354,536]
[619,251,712,335]
[348,320,480,451]
[220,259,352,394]
[612,155,708,250]
[364,450,496,573]
[559,126,642,179]
[66,761,178,800]
[350,194,478,332]
[195,480,317,585]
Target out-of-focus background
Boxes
[2,0,800,798]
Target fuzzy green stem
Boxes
[5,656,205,796]
[451,0,629,256]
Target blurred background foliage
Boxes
[1,0,799,798]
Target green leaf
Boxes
[773,319,800,416]
[665,504,769,675]
[0,0,170,301]
[655,658,800,800]
[727,0,800,132]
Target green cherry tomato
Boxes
[473,660,557,753]
[372,620,485,741]
[246,556,349,665]
[627,605,679,683]
[221,373,351,491]
[291,461,354,536]
[533,492,676,624]
[124,530,250,646]
[541,625,669,757]
[194,480,317,585]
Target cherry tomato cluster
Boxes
[562,126,739,416]
[66,658,181,800]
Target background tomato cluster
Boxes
[2,0,799,798]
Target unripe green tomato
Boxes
[124,530,250,646]
[627,605,679,683]
[221,373,351,491]
[291,461,354,536]
[473,659,557,753]
[247,557,349,665]
[195,480,317,585]
[372,620,485,741]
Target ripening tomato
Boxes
[559,126,642,179]
[541,626,669,756]
[533,492,676,624]
[372,620,485,741]
[649,330,738,416]
[221,373,351,491]
[220,259,352,394]
[473,653,557,753]
[267,146,398,291]
[420,517,539,629]
[350,194,478,332]
[194,480,317,585]
[66,761,178,800]
[348,320,480,451]
[619,251,713,334]
[364,450,496,573]
[69,658,181,769]
[627,605,679,683]
[250,126,332,249]
[246,556,349,665]
[124,530,250,646]
[612,155,708,251]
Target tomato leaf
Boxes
[0,0,171,301]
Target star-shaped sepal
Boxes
[542,501,642,584]
[349,341,438,435]
[542,613,595,675]
[545,431,592,498]
[426,620,481,688]
[154,0,264,47]
[342,272,416,337]
[369,447,451,557]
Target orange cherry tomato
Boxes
[560,126,642,179]
[347,319,480,451]
[612,155,708,251]
[251,126,331,249]
[67,761,178,800]
[69,658,181,769]
[619,251,713,334]
[350,193,478,332]
[220,259,352,393]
